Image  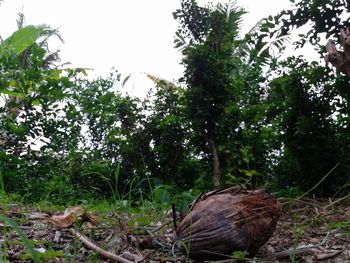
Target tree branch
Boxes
[69,228,133,263]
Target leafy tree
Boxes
[276,0,350,47]
[0,24,81,199]
[143,75,203,189]
[174,1,247,187]
[174,0,284,188]
[265,0,350,196]
[267,57,342,195]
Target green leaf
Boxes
[0,88,24,98]
[8,123,26,135]
[238,169,261,177]
[153,186,172,204]
[0,25,46,58]
[0,151,7,161]
[19,249,63,261]
[31,99,41,106]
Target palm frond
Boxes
[146,74,178,90]
[174,31,188,51]
[37,25,64,49]
[122,74,131,88]
[234,17,290,66]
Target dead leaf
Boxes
[84,212,98,225]
[46,206,98,229]
[0,137,6,145]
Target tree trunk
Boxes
[207,136,221,188]
[325,28,350,76]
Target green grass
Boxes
[0,215,41,263]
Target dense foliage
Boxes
[1,0,350,204]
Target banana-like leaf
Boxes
[0,25,46,58]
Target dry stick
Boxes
[282,163,340,205]
[267,247,315,259]
[316,250,342,260]
[69,228,133,263]
[150,220,171,234]
[277,197,324,209]
[265,231,333,259]
[323,194,350,210]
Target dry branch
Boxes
[149,220,171,234]
[266,231,333,259]
[69,228,133,263]
[323,194,350,210]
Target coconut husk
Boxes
[176,187,282,260]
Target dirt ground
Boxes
[0,198,349,262]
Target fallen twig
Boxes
[149,220,171,234]
[278,197,324,209]
[323,194,350,210]
[316,250,342,260]
[267,247,315,259]
[69,228,133,263]
[282,163,340,205]
[265,231,332,259]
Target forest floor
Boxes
[0,197,349,262]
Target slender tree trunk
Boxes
[207,136,221,188]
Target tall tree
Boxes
[174,0,282,188]
[174,0,246,187]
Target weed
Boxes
[290,224,306,263]
[327,220,350,231]
[0,215,41,263]
[19,249,64,261]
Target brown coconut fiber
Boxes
[176,187,282,260]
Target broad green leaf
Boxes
[153,187,171,204]
[0,25,46,58]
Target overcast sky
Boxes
[0,0,292,97]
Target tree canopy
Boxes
[1,0,350,204]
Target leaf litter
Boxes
[0,198,349,262]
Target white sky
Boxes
[0,0,293,97]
